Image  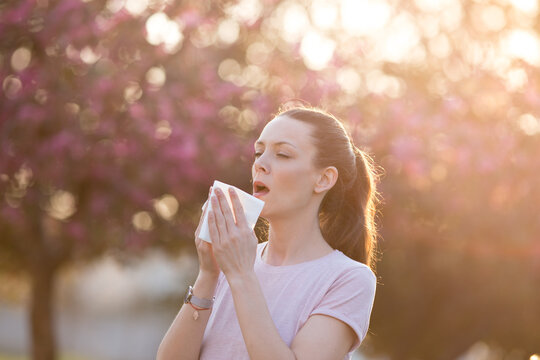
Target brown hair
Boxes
[255,106,383,274]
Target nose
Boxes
[253,155,268,174]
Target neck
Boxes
[263,207,333,266]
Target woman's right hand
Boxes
[194,186,220,279]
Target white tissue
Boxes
[198,180,265,243]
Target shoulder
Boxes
[318,251,378,300]
[330,251,377,284]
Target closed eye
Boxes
[254,152,289,159]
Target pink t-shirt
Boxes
[200,241,377,360]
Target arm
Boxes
[290,314,356,359]
[156,272,218,360]
[228,272,356,360]
[158,186,222,360]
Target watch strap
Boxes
[185,285,215,309]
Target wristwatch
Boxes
[184,285,215,309]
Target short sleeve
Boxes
[309,267,377,353]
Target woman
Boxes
[157,106,382,360]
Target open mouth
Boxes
[254,184,270,196]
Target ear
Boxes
[314,166,338,194]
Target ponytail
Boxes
[317,143,382,273]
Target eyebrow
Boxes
[255,140,297,148]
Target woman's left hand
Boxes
[207,187,258,280]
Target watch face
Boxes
[184,286,192,304]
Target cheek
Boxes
[276,163,314,194]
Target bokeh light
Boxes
[145,12,184,53]
[10,47,31,72]
[46,190,77,221]
[125,0,149,16]
[132,211,153,231]
[300,31,335,70]
[146,66,166,88]
[153,194,179,221]
[340,0,391,35]
[500,29,540,66]
[217,18,240,45]
[2,75,22,99]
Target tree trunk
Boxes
[29,264,57,360]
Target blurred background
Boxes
[1,0,539,359]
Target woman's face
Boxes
[251,116,321,219]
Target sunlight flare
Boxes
[300,31,336,71]
[340,0,391,35]
[509,0,538,14]
[310,0,338,30]
[500,29,540,65]
[279,1,310,43]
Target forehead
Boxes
[255,116,314,148]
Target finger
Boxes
[207,208,221,245]
[210,194,228,241]
[228,187,247,227]
[195,210,205,238]
[215,188,236,232]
